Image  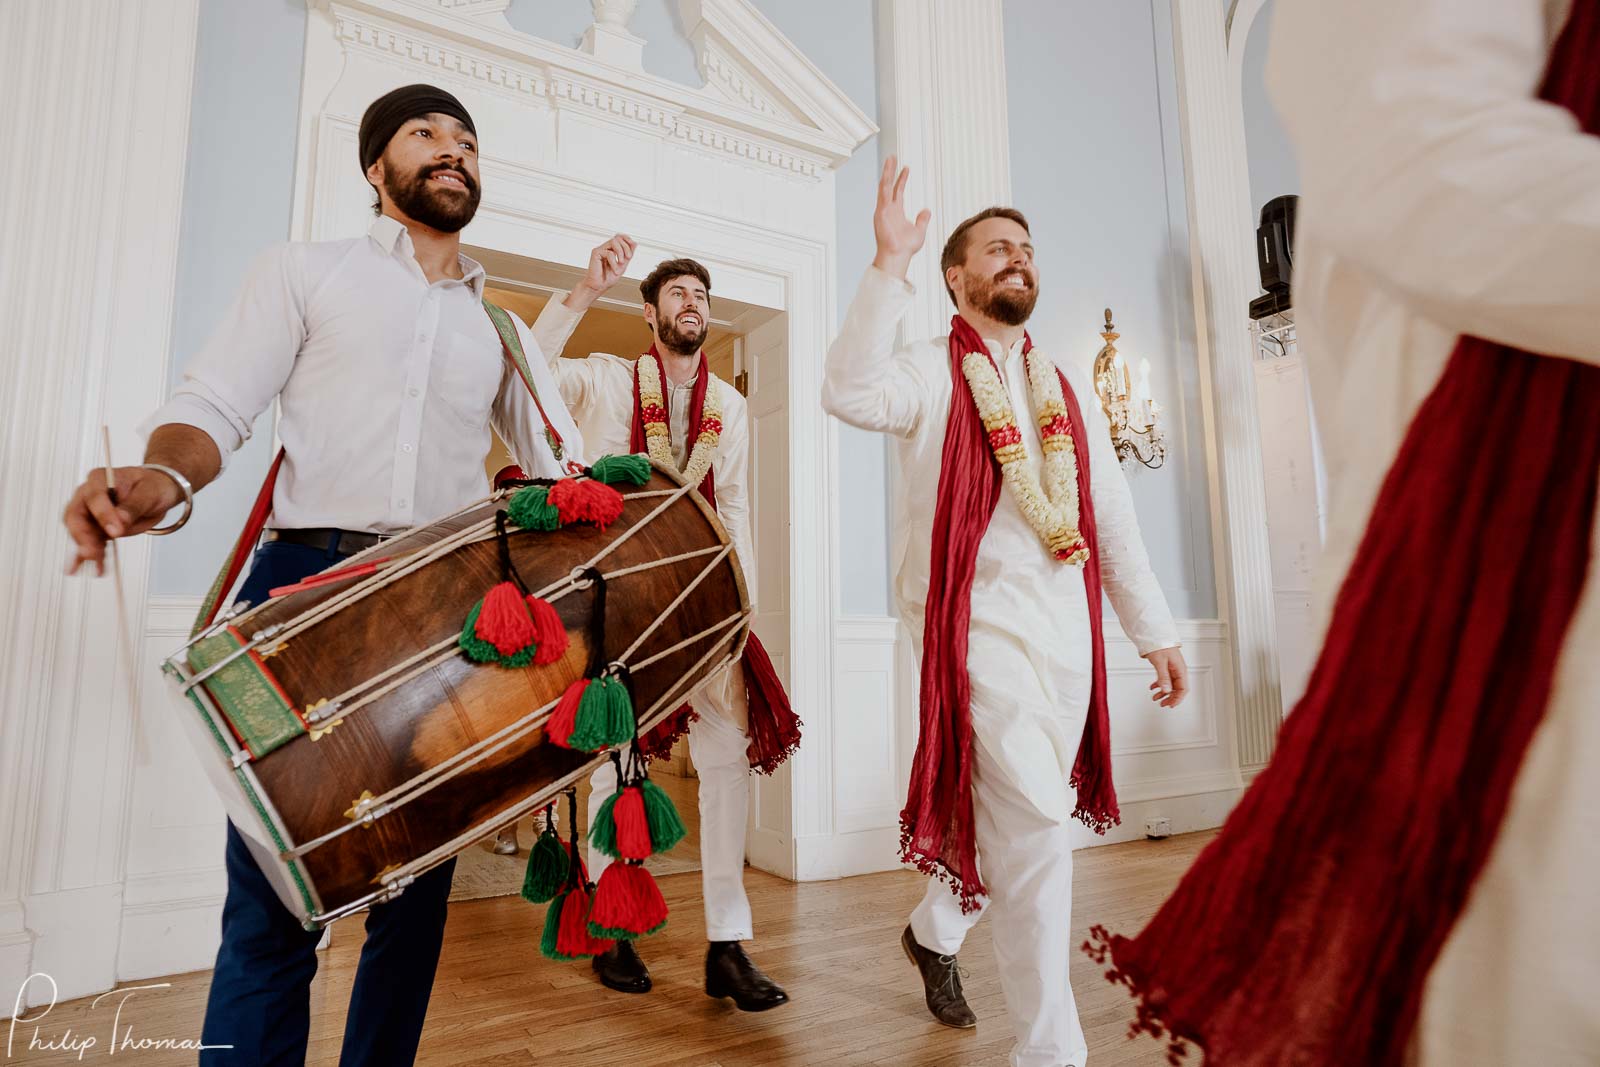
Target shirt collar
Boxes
[369,214,487,298]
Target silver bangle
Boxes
[140,463,195,535]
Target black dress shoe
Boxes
[901,925,976,1029]
[705,941,789,1012]
[592,940,652,994]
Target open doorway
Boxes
[449,249,791,903]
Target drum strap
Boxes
[190,302,571,636]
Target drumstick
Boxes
[103,426,149,761]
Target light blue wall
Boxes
[745,0,889,617]
[1002,0,1218,618]
[1241,0,1299,217]
[150,0,308,595]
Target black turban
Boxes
[358,84,476,173]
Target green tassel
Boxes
[458,601,538,667]
[639,778,688,853]
[590,454,652,487]
[539,891,569,960]
[566,677,635,751]
[458,601,501,663]
[588,791,621,859]
[507,485,562,530]
[521,827,569,904]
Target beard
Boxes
[966,267,1038,326]
[382,158,481,233]
[655,310,708,355]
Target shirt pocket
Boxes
[430,328,503,427]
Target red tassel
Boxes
[474,580,536,656]
[614,786,653,861]
[547,477,625,529]
[526,595,569,666]
[588,862,669,938]
[546,679,587,748]
[555,882,595,958]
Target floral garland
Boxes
[961,350,1090,565]
[636,353,722,487]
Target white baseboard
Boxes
[17,885,123,1007]
[116,868,227,982]
[794,825,901,882]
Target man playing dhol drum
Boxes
[59,83,618,1067]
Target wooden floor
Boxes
[13,832,1212,1066]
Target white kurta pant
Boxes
[586,668,754,942]
[908,630,1092,1067]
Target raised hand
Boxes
[571,233,637,310]
[872,155,931,280]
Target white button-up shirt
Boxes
[144,215,582,533]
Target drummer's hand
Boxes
[62,466,183,576]
[568,234,637,311]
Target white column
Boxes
[875,0,1011,343]
[0,0,201,1010]
[1169,0,1283,771]
[812,0,1012,879]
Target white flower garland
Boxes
[636,353,722,487]
[960,349,1090,565]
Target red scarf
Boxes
[1088,7,1600,1062]
[629,347,803,774]
[902,316,1114,911]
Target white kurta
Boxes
[822,267,1179,803]
[1268,1,1600,1062]
[823,267,1179,1067]
[528,296,758,942]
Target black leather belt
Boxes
[263,528,390,557]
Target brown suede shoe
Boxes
[901,925,977,1029]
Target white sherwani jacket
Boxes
[823,267,1178,814]
[1269,0,1600,1062]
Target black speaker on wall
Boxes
[1249,194,1298,320]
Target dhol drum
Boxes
[161,459,747,929]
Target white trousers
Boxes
[908,630,1090,1067]
[907,733,1088,1067]
[587,669,754,942]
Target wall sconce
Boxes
[1092,308,1167,469]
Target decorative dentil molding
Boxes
[321,0,874,181]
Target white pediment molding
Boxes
[680,0,877,146]
[317,0,875,179]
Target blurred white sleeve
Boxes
[1267,0,1600,362]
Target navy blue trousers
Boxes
[199,540,457,1067]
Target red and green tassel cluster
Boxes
[583,751,687,940]
[545,674,635,753]
[503,454,650,536]
[540,856,614,961]
[536,791,613,962]
[589,779,688,862]
[458,582,569,667]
